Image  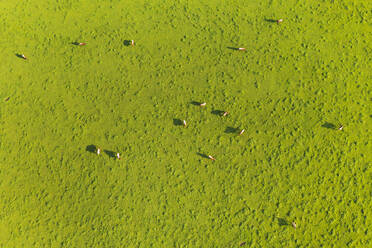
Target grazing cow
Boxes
[208,155,216,161]
[292,221,297,229]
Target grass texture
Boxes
[0,0,371,247]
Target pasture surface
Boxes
[0,0,371,247]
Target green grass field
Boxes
[0,0,371,247]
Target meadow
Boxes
[0,0,371,247]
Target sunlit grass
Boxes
[0,0,370,247]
